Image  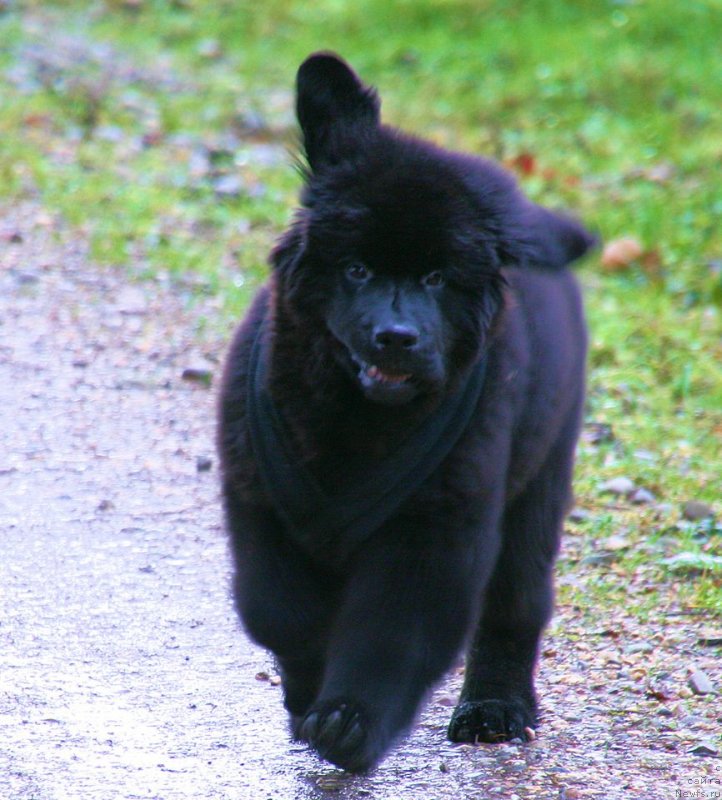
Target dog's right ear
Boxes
[296,52,380,171]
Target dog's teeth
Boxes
[365,364,410,384]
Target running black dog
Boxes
[218,52,595,772]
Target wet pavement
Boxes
[1,206,716,800]
[0,207,489,800]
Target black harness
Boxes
[247,318,487,562]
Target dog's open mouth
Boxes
[364,365,412,385]
[348,356,418,405]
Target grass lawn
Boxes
[1,0,720,615]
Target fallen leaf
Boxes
[508,152,536,176]
[601,237,644,271]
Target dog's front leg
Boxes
[297,517,501,773]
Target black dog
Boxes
[218,52,595,772]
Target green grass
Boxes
[1,0,720,613]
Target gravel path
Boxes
[1,205,719,800]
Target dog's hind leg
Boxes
[448,401,582,744]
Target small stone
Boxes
[584,422,615,445]
[197,38,222,59]
[688,667,715,695]
[623,642,653,655]
[181,367,213,387]
[316,775,347,791]
[212,174,245,199]
[655,503,674,516]
[97,499,115,512]
[16,271,40,285]
[631,487,656,504]
[196,455,213,473]
[568,507,590,522]
[605,534,631,551]
[688,740,719,757]
[582,552,618,566]
[682,500,715,521]
[115,285,148,315]
[435,694,456,707]
[662,552,722,574]
[234,109,271,137]
[600,477,636,496]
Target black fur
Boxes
[218,52,595,773]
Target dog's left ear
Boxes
[526,204,598,268]
[296,52,381,171]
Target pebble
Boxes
[600,476,636,496]
[631,487,656,504]
[688,667,715,695]
[688,740,719,757]
[584,422,615,445]
[196,456,213,473]
[115,285,148,315]
[435,694,456,707]
[16,271,40,285]
[181,367,213,386]
[605,534,631,551]
[197,38,222,59]
[212,174,245,199]
[623,642,653,655]
[682,500,715,521]
[582,552,618,566]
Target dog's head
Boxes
[271,52,596,406]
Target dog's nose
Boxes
[373,324,419,350]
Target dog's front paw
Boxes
[447,698,537,744]
[298,699,378,773]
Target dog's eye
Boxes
[422,270,445,288]
[346,263,372,282]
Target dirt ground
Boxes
[1,204,720,800]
